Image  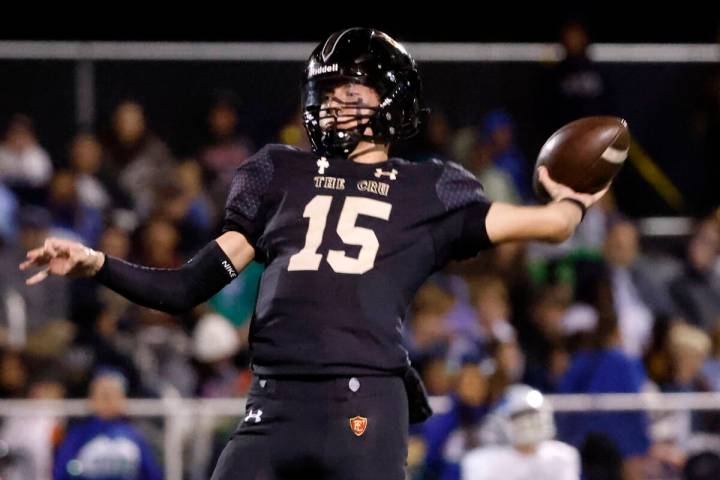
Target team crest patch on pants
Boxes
[349,416,367,436]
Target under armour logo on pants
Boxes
[244,409,263,423]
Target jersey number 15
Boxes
[288,195,392,274]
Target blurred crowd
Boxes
[1,21,720,480]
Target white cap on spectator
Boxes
[561,303,598,335]
[193,313,240,363]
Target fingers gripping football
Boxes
[537,165,610,209]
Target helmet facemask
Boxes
[303,78,386,157]
[507,407,556,447]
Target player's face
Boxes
[318,83,380,132]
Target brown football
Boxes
[532,116,630,202]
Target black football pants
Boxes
[210,375,409,480]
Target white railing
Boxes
[0,397,248,480]
[0,41,717,63]
[2,392,720,479]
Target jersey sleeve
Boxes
[222,145,275,248]
[430,161,494,267]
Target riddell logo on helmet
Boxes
[309,64,339,77]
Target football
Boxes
[532,116,630,201]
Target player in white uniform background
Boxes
[462,384,580,480]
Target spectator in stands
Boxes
[53,370,162,480]
[486,330,526,395]
[701,326,720,392]
[456,127,519,204]
[188,312,249,480]
[392,109,453,163]
[0,114,53,200]
[406,282,455,379]
[646,322,715,478]
[47,170,103,247]
[75,225,134,334]
[556,306,650,480]
[152,160,214,256]
[121,220,198,396]
[481,110,531,201]
[103,101,174,218]
[135,218,181,269]
[671,217,720,331]
[471,274,513,346]
[643,314,677,387]
[457,243,534,341]
[662,323,711,394]
[0,372,65,480]
[80,223,186,398]
[69,132,126,211]
[421,348,455,397]
[422,353,493,480]
[74,226,146,398]
[447,274,515,364]
[0,183,18,244]
[548,21,615,129]
[602,218,677,358]
[519,286,571,393]
[0,350,28,398]
[198,92,254,209]
[192,312,245,398]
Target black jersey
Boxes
[222,144,493,376]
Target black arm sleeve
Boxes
[94,241,238,314]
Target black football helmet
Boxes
[301,27,427,157]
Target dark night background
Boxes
[2,10,720,215]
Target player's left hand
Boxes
[537,165,610,208]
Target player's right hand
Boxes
[19,237,105,285]
[537,166,611,208]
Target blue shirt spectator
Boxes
[53,371,162,480]
[54,418,162,480]
[422,358,492,480]
[481,110,531,201]
[557,348,650,459]
[0,183,18,243]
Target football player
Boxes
[22,28,608,479]
[462,384,580,480]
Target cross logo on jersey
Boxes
[374,168,398,180]
[349,416,368,436]
[244,408,263,424]
[317,157,330,174]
